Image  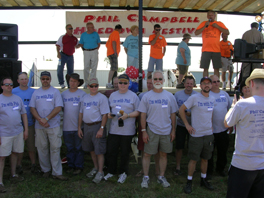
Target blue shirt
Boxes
[79,31,101,49]
[123,35,139,58]
[12,87,35,126]
[175,41,191,66]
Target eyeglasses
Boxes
[119,82,128,85]
[41,78,50,81]
[89,85,98,88]
[153,78,163,81]
[68,28,73,30]
[212,80,220,83]
[2,83,13,86]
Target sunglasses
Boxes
[155,29,161,31]
[41,78,50,81]
[89,85,98,88]
[119,82,128,85]
[153,78,163,81]
[212,80,220,83]
[68,28,73,30]
[2,83,13,86]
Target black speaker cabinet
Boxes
[0,23,18,60]
[0,60,21,94]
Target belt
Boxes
[83,47,97,51]
[61,51,72,56]
[85,121,101,126]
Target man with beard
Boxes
[179,77,215,194]
[138,70,178,188]
[174,76,198,175]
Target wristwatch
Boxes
[101,126,104,129]
[141,129,146,132]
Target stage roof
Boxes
[0,0,263,15]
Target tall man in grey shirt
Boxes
[138,70,177,188]
[179,77,215,194]
[30,71,68,181]
[225,69,264,198]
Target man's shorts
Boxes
[0,132,24,157]
[27,125,36,152]
[200,52,221,69]
[177,64,189,75]
[175,125,189,150]
[148,56,163,72]
[221,57,233,72]
[144,126,172,155]
[188,134,214,161]
[127,55,139,68]
[82,122,107,155]
[108,54,118,71]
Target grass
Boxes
[1,134,235,198]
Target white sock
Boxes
[187,176,193,180]
[158,175,163,179]
[201,173,206,178]
[223,81,226,87]
[144,175,149,179]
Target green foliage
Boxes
[118,67,125,73]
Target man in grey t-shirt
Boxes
[179,77,215,194]
[30,71,67,181]
[207,75,232,178]
[225,69,264,198]
[138,70,177,188]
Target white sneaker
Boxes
[86,168,97,178]
[104,173,114,180]
[106,83,113,89]
[157,176,170,188]
[92,172,104,184]
[60,84,66,89]
[117,172,127,184]
[141,176,150,188]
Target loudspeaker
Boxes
[0,60,21,94]
[0,23,18,60]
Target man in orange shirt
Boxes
[195,11,229,78]
[147,24,167,78]
[220,33,233,89]
[106,24,122,88]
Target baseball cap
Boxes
[88,78,99,85]
[118,74,129,81]
[200,77,212,84]
[40,71,51,77]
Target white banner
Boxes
[66,11,207,38]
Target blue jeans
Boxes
[63,131,84,169]
[57,52,74,85]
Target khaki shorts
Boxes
[188,135,214,161]
[144,127,172,155]
[26,125,36,152]
[177,64,189,75]
[0,132,24,157]
[221,57,233,72]
[200,52,221,69]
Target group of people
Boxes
[1,67,264,197]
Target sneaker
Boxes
[53,175,68,181]
[157,176,170,188]
[104,173,114,180]
[83,84,87,89]
[60,84,66,89]
[9,174,24,184]
[141,176,150,188]
[106,83,113,89]
[184,180,192,194]
[73,168,82,175]
[31,164,41,174]
[92,172,104,184]
[176,83,184,89]
[86,168,98,178]
[117,172,127,184]
[200,178,214,191]
[16,165,23,174]
[43,171,51,178]
[0,184,6,193]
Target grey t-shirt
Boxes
[174,90,198,127]
[0,94,27,137]
[109,90,140,136]
[138,90,178,135]
[29,86,63,129]
[184,93,215,137]
[80,92,110,123]
[226,95,264,170]
[62,89,86,131]
[210,90,231,133]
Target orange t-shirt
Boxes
[196,21,228,52]
[106,30,120,56]
[220,40,234,58]
[148,34,167,59]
